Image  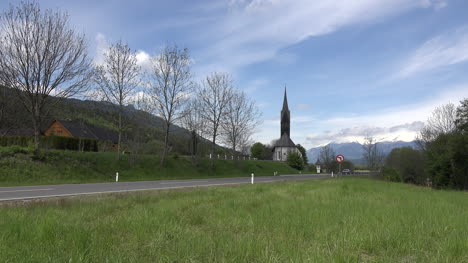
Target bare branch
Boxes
[93,40,140,160]
[0,1,92,150]
[145,44,193,166]
[196,72,234,160]
[221,89,261,152]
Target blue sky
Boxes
[2,0,468,149]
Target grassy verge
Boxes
[0,146,299,186]
[1,178,466,262]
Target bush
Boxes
[287,151,304,170]
[250,142,264,159]
[426,133,468,190]
[0,136,31,147]
[381,167,402,182]
[0,145,33,158]
[386,147,425,184]
[0,136,98,152]
[308,163,317,173]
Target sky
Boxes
[1,0,468,149]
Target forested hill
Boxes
[0,86,214,155]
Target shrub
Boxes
[0,136,98,152]
[308,163,317,173]
[287,151,304,170]
[381,167,402,182]
[0,145,33,158]
[386,147,425,184]
[426,133,468,190]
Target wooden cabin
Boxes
[44,120,119,151]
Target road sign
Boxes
[336,154,345,163]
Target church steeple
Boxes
[280,86,290,137]
[282,86,289,111]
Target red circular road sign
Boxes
[336,154,345,163]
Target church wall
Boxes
[273,146,300,162]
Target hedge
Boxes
[0,136,98,152]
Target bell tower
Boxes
[280,87,290,137]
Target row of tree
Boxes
[0,1,261,166]
[384,99,468,190]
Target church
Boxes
[272,88,301,161]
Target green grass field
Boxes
[0,146,299,186]
[1,178,466,262]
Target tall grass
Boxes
[0,178,466,262]
[0,147,299,186]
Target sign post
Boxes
[335,154,345,177]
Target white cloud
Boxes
[305,121,424,147]
[420,0,448,9]
[397,25,468,78]
[93,33,108,65]
[93,34,154,71]
[198,0,443,72]
[295,104,311,110]
[135,50,152,71]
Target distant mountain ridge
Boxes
[306,141,417,165]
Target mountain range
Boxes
[306,141,418,165]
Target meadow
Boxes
[0,146,298,186]
[0,177,466,262]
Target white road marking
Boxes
[0,182,255,201]
[159,180,209,185]
[0,176,325,202]
[0,188,54,193]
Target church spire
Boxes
[280,86,290,137]
[282,86,289,111]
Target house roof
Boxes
[56,120,119,143]
[273,133,297,148]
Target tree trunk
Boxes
[31,110,40,154]
[191,130,198,158]
[33,121,40,154]
[161,123,170,167]
[117,110,122,161]
[211,133,216,169]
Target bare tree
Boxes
[147,45,193,166]
[318,144,336,172]
[238,136,254,156]
[426,103,457,133]
[0,1,92,150]
[221,89,261,153]
[416,103,457,149]
[94,40,140,160]
[362,135,384,170]
[181,98,204,160]
[197,72,233,166]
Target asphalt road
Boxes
[0,173,337,201]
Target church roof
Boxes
[273,133,297,148]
